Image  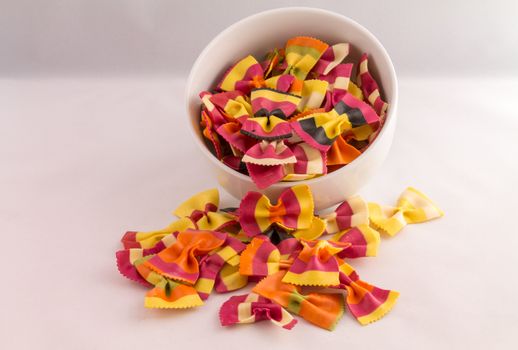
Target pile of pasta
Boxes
[198,36,388,189]
[116,185,443,330]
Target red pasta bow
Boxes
[238,184,315,237]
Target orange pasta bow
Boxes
[253,270,345,331]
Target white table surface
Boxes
[1,76,517,349]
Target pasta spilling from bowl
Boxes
[198,36,389,189]
[116,185,443,331]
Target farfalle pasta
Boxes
[368,187,444,236]
[238,184,315,237]
[198,36,390,189]
[116,185,443,331]
[220,293,297,329]
[121,188,236,249]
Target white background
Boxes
[1,1,518,349]
[2,0,518,78]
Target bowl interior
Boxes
[185,7,397,188]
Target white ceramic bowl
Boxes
[185,7,398,211]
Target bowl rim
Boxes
[185,6,398,189]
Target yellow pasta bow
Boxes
[368,187,444,236]
[122,189,236,249]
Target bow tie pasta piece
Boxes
[173,189,238,232]
[218,55,294,94]
[122,187,234,249]
[241,89,300,140]
[240,88,301,140]
[242,140,296,166]
[312,43,350,76]
[239,184,315,237]
[322,195,369,235]
[253,270,345,330]
[219,293,297,330]
[121,188,235,250]
[368,187,444,236]
[332,261,399,325]
[131,255,205,309]
[357,53,389,118]
[292,92,380,151]
[142,230,227,284]
[282,239,350,286]
[218,55,263,93]
[284,36,329,82]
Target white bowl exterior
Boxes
[185,7,398,211]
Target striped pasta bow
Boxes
[238,184,315,237]
[284,36,329,84]
[142,230,227,284]
[291,92,380,152]
[282,239,351,287]
[330,262,399,325]
[253,270,345,330]
[120,230,245,309]
[219,292,297,330]
[134,256,205,309]
[240,88,301,140]
[121,188,237,249]
[368,187,444,236]
[117,230,246,309]
[218,55,295,95]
